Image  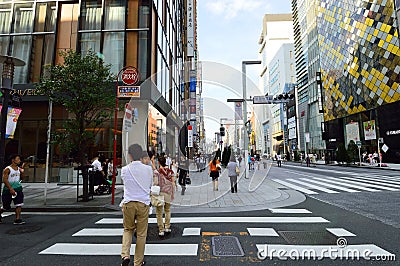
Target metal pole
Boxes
[242,63,248,179]
[0,55,24,181]
[44,100,52,205]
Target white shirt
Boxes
[121,161,152,205]
[166,157,172,167]
[91,159,102,171]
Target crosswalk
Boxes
[38,208,395,261]
[272,171,400,195]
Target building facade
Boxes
[258,14,294,156]
[0,0,190,181]
[317,0,400,163]
[292,0,325,157]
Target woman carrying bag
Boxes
[208,157,221,191]
[153,156,175,237]
[227,156,240,193]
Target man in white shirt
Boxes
[166,155,172,169]
[120,144,152,266]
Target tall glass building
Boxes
[317,0,400,163]
[0,0,187,180]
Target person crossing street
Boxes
[1,154,26,225]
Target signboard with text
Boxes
[363,120,376,140]
[118,86,140,98]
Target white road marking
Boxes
[337,176,399,191]
[1,213,13,218]
[311,177,379,192]
[39,243,198,256]
[326,228,356,237]
[339,176,400,188]
[287,178,340,193]
[299,178,360,193]
[272,179,319,194]
[182,228,201,236]
[247,228,279,237]
[269,208,312,214]
[96,216,330,224]
[72,228,122,236]
[256,244,394,259]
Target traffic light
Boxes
[220,126,225,137]
[273,93,294,101]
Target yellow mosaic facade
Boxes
[317,0,400,121]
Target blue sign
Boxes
[189,77,196,92]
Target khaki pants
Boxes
[156,192,171,231]
[121,201,150,266]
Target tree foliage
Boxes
[347,140,359,164]
[35,50,116,163]
[336,143,349,164]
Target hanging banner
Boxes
[0,105,22,139]
[363,120,376,140]
[234,102,243,120]
[345,122,360,145]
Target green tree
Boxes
[336,143,349,164]
[347,140,358,164]
[36,50,115,199]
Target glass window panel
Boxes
[79,32,101,55]
[35,2,56,32]
[104,0,125,30]
[0,36,9,55]
[80,0,102,30]
[138,30,148,80]
[14,3,34,33]
[0,4,12,33]
[11,35,32,84]
[103,31,124,75]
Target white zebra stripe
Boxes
[337,176,400,190]
[96,216,330,224]
[287,178,339,193]
[335,177,397,191]
[299,178,360,193]
[39,243,198,256]
[272,179,318,194]
[311,177,379,192]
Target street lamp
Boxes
[0,55,25,172]
[242,60,261,178]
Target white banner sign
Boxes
[186,0,194,56]
[363,120,376,140]
[346,122,360,144]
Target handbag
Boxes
[151,194,165,207]
[151,185,160,195]
[235,166,240,175]
[185,178,191,185]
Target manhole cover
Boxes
[7,225,42,235]
[279,231,337,245]
[211,236,245,257]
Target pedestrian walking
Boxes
[306,154,311,167]
[208,157,221,191]
[120,144,152,266]
[227,156,239,193]
[238,155,242,167]
[153,156,175,236]
[177,158,189,195]
[165,154,172,169]
[277,154,282,167]
[0,154,26,225]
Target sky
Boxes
[197,0,292,140]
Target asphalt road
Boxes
[1,164,399,265]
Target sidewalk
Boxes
[5,162,305,214]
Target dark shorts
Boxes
[2,189,24,210]
[210,171,219,181]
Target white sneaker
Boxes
[159,231,165,236]
[164,228,171,233]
